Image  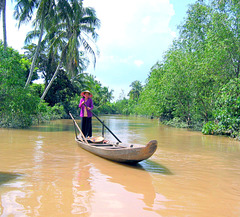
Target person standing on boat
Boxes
[79,90,94,138]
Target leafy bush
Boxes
[50,103,65,119]
[32,101,66,124]
[0,87,40,128]
[202,121,217,134]
[203,78,240,138]
[0,43,40,128]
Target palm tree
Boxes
[0,0,7,49]
[41,0,100,99]
[14,0,55,87]
[101,87,113,102]
[128,80,143,101]
[71,72,91,91]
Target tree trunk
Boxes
[41,62,62,100]
[2,0,7,49]
[41,42,68,100]
[25,17,45,88]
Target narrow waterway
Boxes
[0,116,240,217]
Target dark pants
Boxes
[81,117,92,137]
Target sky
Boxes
[0,0,196,100]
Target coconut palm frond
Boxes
[24,29,41,44]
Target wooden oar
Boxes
[69,112,89,145]
[84,103,122,143]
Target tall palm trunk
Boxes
[41,46,67,99]
[41,61,61,100]
[1,0,7,49]
[25,14,45,88]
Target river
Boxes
[0,116,240,217]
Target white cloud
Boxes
[85,0,175,47]
[142,16,151,26]
[83,0,177,98]
[134,60,144,67]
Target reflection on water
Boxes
[0,172,22,186]
[0,116,240,216]
[28,119,75,132]
[69,148,163,216]
[137,160,173,175]
[117,159,173,175]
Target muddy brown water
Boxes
[0,116,240,217]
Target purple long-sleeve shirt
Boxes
[79,98,94,117]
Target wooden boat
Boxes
[75,136,158,164]
[69,112,157,164]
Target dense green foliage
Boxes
[114,0,240,139]
[0,42,46,127]
[202,78,240,139]
[0,41,114,127]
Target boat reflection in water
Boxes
[71,148,172,216]
[133,159,173,175]
[0,172,22,186]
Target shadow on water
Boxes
[121,160,173,175]
[0,172,22,186]
[28,122,74,132]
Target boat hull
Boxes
[75,139,158,163]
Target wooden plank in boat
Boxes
[90,143,126,149]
